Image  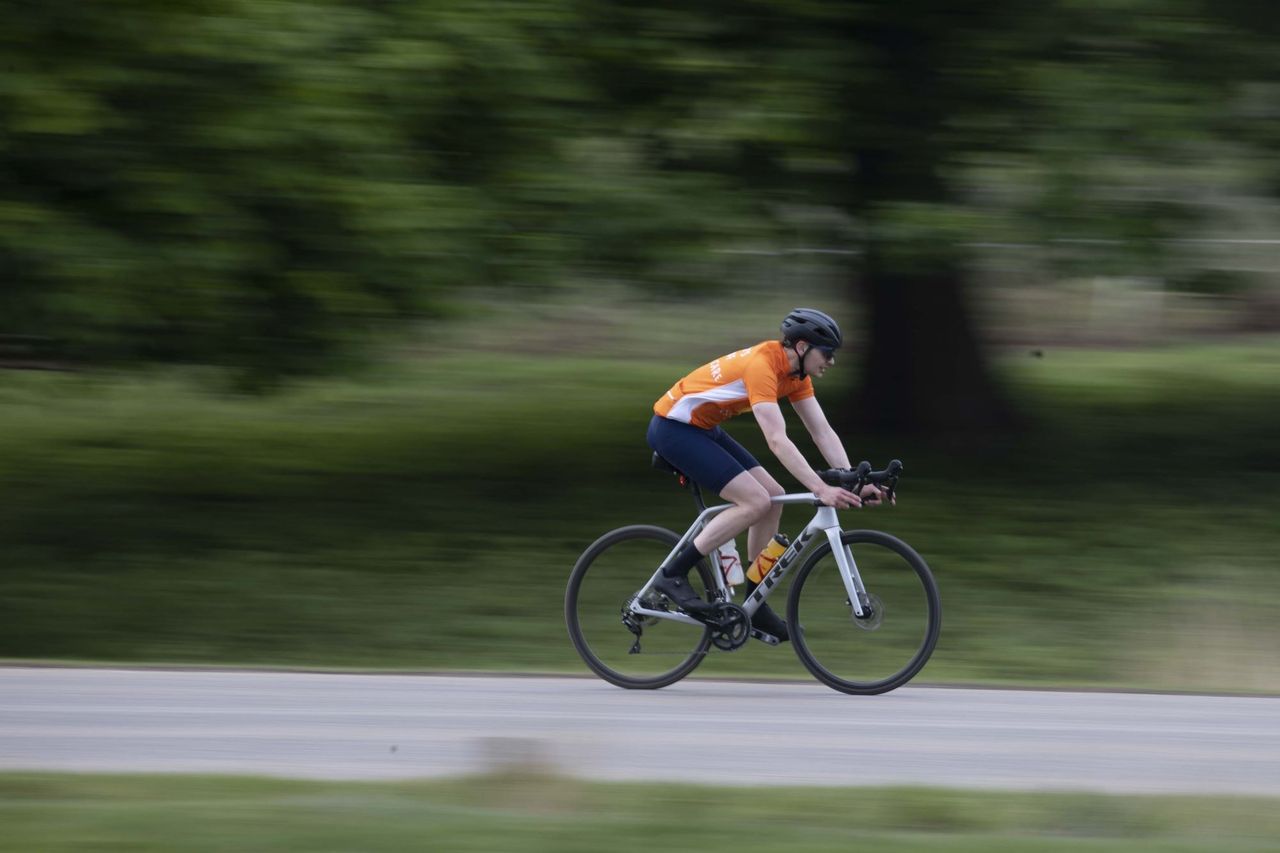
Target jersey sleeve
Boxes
[786,377,815,403]
[743,353,782,406]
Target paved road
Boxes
[1,667,1277,794]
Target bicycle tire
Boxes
[788,529,940,695]
[565,524,714,689]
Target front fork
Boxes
[820,513,869,618]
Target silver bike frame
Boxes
[629,493,870,628]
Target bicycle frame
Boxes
[630,493,872,630]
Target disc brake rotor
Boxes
[851,593,885,631]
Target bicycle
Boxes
[565,454,941,695]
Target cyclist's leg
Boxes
[691,470,772,554]
[693,428,780,558]
[646,416,771,579]
[699,435,790,639]
[743,466,785,562]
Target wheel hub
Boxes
[851,593,884,631]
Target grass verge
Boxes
[3,771,1279,853]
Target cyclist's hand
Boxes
[816,483,861,509]
[859,484,895,506]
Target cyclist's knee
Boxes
[721,471,772,519]
[739,488,773,521]
[748,467,785,501]
[753,488,782,522]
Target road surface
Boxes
[1,667,1276,794]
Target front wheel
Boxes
[565,525,714,689]
[788,530,940,695]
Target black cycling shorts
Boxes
[647,414,761,494]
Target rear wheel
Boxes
[788,530,940,695]
[565,525,714,689]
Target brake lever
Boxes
[883,476,898,505]
[852,460,872,493]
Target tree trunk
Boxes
[850,265,1017,435]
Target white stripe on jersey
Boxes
[667,379,749,424]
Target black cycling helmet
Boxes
[781,307,843,349]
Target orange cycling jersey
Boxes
[654,340,815,429]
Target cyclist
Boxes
[647,307,885,641]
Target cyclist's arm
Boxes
[751,402,831,493]
[791,396,852,469]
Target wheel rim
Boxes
[568,528,712,685]
[790,534,938,692]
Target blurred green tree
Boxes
[567,0,1280,431]
[0,0,742,385]
[2,0,1276,417]
[2,1,447,383]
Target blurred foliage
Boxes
[2,1,1279,385]
[1,333,1277,690]
[3,3,1278,689]
[0,0,758,382]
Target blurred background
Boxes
[2,0,1278,692]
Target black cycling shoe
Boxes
[749,600,790,643]
[651,572,714,619]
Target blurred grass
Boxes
[2,772,1279,852]
[1,319,1278,690]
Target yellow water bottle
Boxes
[746,534,789,585]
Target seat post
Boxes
[690,481,706,513]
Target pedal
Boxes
[750,629,780,646]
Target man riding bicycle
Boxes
[646,307,885,641]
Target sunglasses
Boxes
[810,345,837,362]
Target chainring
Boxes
[708,602,750,651]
